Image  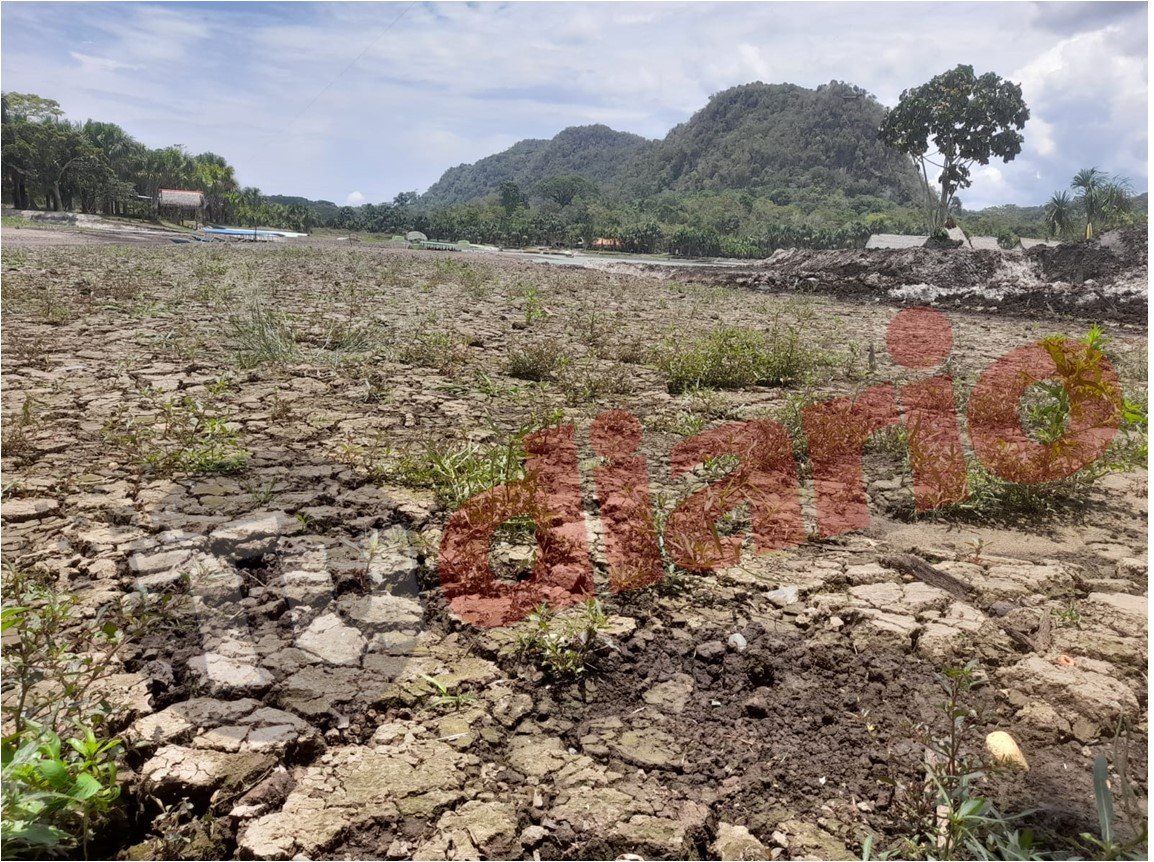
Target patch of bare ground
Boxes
[1,235,1146,860]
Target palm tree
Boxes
[1044,191,1075,239]
[1071,168,1105,239]
[1070,168,1133,239]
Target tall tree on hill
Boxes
[537,175,598,207]
[879,65,1029,233]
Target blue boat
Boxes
[201,227,308,239]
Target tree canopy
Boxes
[879,65,1029,232]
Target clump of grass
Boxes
[339,415,564,509]
[432,259,489,299]
[645,410,707,438]
[103,394,247,476]
[556,359,629,404]
[1,395,38,456]
[228,302,297,368]
[396,328,467,373]
[654,324,829,394]
[516,600,614,679]
[505,339,567,381]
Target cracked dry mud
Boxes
[1,233,1147,860]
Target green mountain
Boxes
[419,124,654,207]
[418,81,921,207]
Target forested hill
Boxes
[632,82,920,200]
[418,81,922,206]
[419,124,654,207]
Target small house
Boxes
[156,189,205,226]
[591,237,622,250]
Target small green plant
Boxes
[521,284,547,324]
[873,662,1040,860]
[1079,753,1148,859]
[419,675,477,711]
[1,567,179,856]
[516,600,614,679]
[1,724,122,857]
[104,394,247,476]
[1053,599,1081,627]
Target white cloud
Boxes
[1,2,1146,206]
[345,191,366,206]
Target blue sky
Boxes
[1,1,1147,209]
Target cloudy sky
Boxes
[1,1,1147,209]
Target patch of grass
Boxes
[654,324,830,394]
[340,414,564,509]
[228,302,297,368]
[646,410,708,438]
[505,338,568,382]
[104,394,247,476]
[396,328,467,374]
[556,359,630,405]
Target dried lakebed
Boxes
[1,238,1147,860]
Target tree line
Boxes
[2,84,1144,255]
[1,93,313,231]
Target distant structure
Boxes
[865,234,928,249]
[967,235,1005,251]
[156,189,205,226]
[591,237,622,250]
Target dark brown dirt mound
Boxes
[673,226,1149,323]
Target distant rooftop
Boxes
[865,233,927,249]
[157,189,204,208]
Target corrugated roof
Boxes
[865,234,928,249]
[1020,237,1060,249]
[158,189,204,208]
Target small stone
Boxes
[520,825,548,848]
[712,823,770,860]
[695,640,726,662]
[209,510,299,561]
[985,731,1028,770]
[765,586,799,607]
[727,632,748,652]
